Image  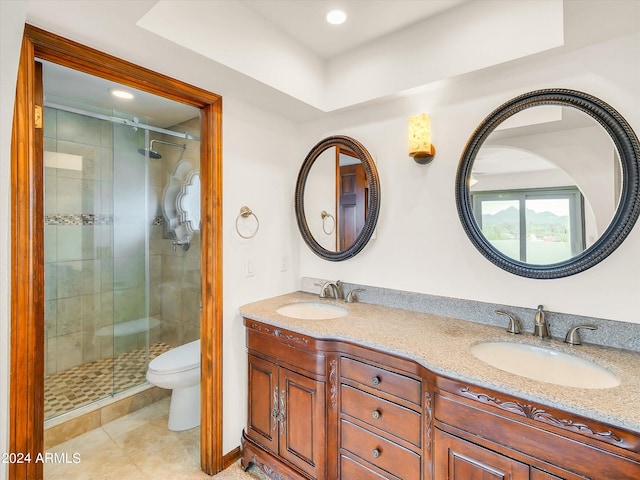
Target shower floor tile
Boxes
[45,342,171,419]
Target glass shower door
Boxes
[43,106,117,418]
[111,123,152,393]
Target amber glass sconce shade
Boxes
[408,113,435,164]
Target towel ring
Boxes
[321,210,335,235]
[236,206,259,239]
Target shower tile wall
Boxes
[44,107,200,382]
[148,117,201,348]
[44,107,115,375]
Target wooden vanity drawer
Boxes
[341,419,421,480]
[341,384,421,447]
[341,356,421,405]
[340,453,400,480]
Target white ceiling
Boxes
[136,0,565,112]
[33,0,476,124]
[239,0,470,58]
[26,0,640,123]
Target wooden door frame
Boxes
[10,25,223,479]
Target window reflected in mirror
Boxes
[472,188,584,264]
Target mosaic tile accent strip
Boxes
[45,213,113,226]
[44,342,171,420]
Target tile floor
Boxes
[45,397,265,480]
[45,343,171,419]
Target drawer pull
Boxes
[372,410,381,419]
[371,448,381,458]
[371,376,381,385]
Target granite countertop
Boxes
[239,291,640,434]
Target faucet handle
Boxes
[564,324,597,346]
[495,310,521,334]
[346,288,364,303]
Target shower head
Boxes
[138,139,187,159]
[138,147,162,159]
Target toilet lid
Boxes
[148,339,200,375]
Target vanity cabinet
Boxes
[242,317,640,480]
[246,354,325,478]
[433,377,640,480]
[339,356,423,479]
[243,324,327,479]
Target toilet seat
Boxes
[148,339,200,375]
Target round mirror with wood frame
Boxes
[456,89,640,279]
[295,135,381,261]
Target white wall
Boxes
[0,2,27,479]
[298,32,640,325]
[221,98,300,451]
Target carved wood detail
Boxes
[329,359,338,411]
[252,455,285,480]
[248,322,310,345]
[459,386,623,444]
[424,391,433,452]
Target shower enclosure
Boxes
[43,85,201,420]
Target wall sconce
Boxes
[408,114,435,164]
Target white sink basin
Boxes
[471,342,620,389]
[276,302,348,320]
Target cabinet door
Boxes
[279,367,326,479]
[246,354,279,454]
[434,429,529,480]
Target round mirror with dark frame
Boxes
[455,89,640,279]
[296,135,381,261]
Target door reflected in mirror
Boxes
[470,105,621,265]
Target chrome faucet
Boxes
[319,280,344,300]
[533,305,550,339]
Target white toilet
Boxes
[146,339,201,431]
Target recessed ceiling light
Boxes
[109,88,134,100]
[326,9,347,25]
